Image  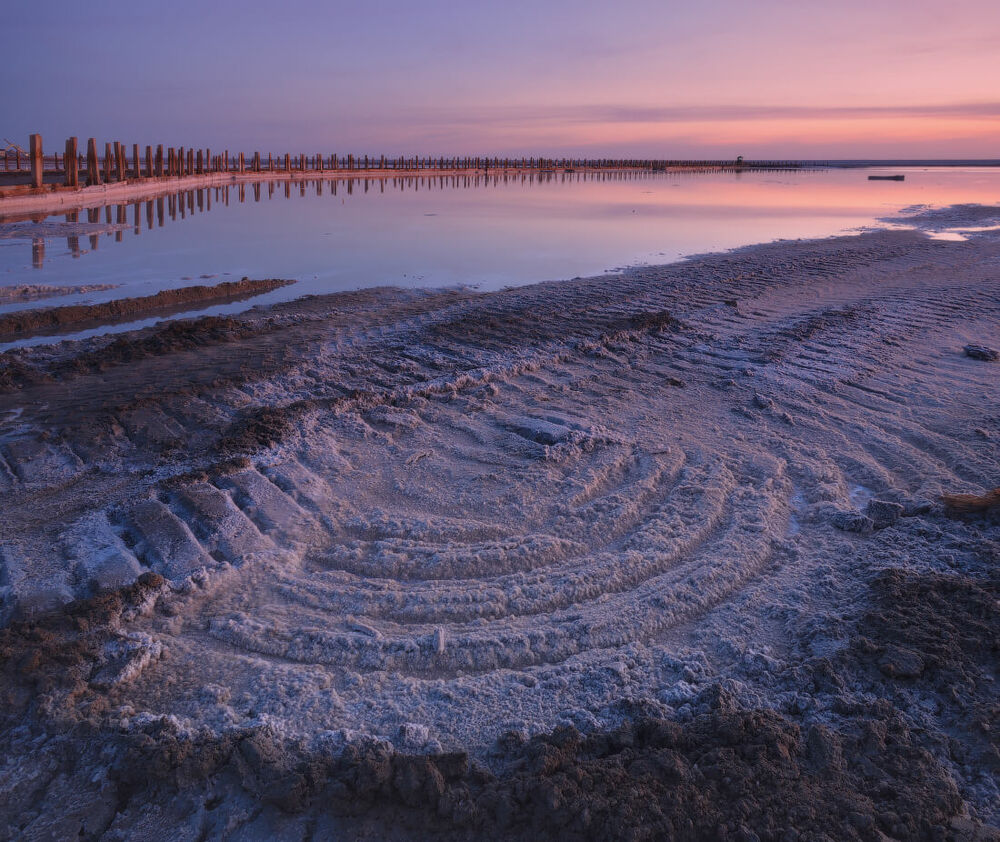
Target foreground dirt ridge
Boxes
[0,278,294,339]
[0,223,998,839]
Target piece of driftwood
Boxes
[941,488,1000,515]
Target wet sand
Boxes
[1,217,998,840]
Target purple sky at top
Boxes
[4,0,999,158]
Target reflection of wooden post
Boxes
[67,210,81,257]
[30,134,44,188]
[64,137,79,187]
[86,138,102,185]
[32,238,45,268]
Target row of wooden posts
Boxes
[7,134,801,190]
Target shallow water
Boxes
[1,165,998,347]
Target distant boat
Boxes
[868,174,905,181]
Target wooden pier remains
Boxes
[1,132,804,203]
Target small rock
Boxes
[832,510,873,534]
[866,499,904,529]
[397,722,431,750]
[753,392,775,410]
[902,498,934,516]
[964,344,998,361]
[878,645,925,679]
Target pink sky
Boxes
[5,0,1000,157]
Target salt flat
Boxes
[1,217,998,840]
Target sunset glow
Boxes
[5,0,999,157]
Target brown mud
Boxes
[0,277,294,339]
[0,565,995,841]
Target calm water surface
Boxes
[1,166,998,346]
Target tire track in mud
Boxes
[1,226,999,817]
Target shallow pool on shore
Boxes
[0,165,998,346]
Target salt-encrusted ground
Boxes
[1,216,998,840]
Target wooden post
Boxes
[206,148,211,173]
[284,153,290,171]
[86,138,102,186]
[103,143,113,181]
[253,151,260,172]
[64,137,79,188]
[145,145,153,178]
[131,143,140,178]
[29,133,44,188]
[268,153,273,171]
[186,148,193,175]
[197,149,203,174]
[316,153,323,172]
[238,152,245,172]
[116,142,126,181]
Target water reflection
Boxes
[3,168,785,269]
[1,166,998,337]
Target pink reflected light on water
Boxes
[0,166,998,347]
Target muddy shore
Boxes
[1,218,998,840]
[0,278,294,339]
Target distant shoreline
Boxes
[2,160,998,222]
[0,164,787,220]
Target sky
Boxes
[4,0,999,158]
